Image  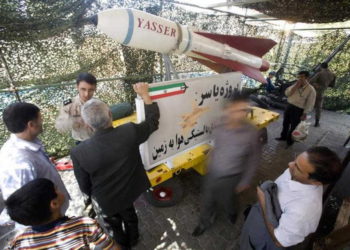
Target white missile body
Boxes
[95,8,276,82]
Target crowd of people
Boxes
[0,69,344,250]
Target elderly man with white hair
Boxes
[70,83,159,249]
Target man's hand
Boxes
[133,82,152,105]
[296,79,307,88]
[289,80,303,96]
[300,114,307,121]
[257,186,283,247]
[257,186,266,208]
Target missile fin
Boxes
[193,51,267,83]
[195,32,276,57]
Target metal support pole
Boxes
[275,31,294,82]
[241,7,248,36]
[0,48,21,102]
[162,54,179,81]
[281,31,294,67]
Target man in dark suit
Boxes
[71,83,159,248]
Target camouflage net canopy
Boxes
[0,0,349,157]
[247,0,350,23]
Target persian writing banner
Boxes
[137,72,242,170]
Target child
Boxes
[5,178,120,250]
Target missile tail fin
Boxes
[195,32,276,57]
[193,52,267,83]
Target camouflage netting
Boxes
[247,0,350,23]
[0,0,349,157]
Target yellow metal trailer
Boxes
[112,107,279,206]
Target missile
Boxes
[92,8,277,83]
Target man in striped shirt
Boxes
[5,178,120,250]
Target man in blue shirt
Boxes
[0,102,70,225]
[265,72,276,93]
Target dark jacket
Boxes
[71,103,159,216]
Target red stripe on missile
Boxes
[193,51,267,83]
[194,32,277,57]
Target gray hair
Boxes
[81,99,111,130]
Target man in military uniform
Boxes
[55,72,99,218]
[309,62,336,127]
[55,72,98,143]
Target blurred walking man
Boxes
[310,62,336,127]
[276,71,316,146]
[192,93,261,237]
[71,83,159,248]
[240,147,342,249]
[0,103,70,225]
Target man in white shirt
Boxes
[240,146,342,249]
[276,71,316,146]
[0,102,70,225]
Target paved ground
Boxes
[1,109,350,249]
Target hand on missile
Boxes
[133,82,152,104]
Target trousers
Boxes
[103,206,139,247]
[280,104,304,143]
[315,92,324,122]
[240,204,284,250]
[199,173,241,228]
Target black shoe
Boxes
[314,123,320,127]
[275,137,286,141]
[192,225,207,237]
[286,140,294,147]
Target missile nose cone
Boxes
[260,60,270,72]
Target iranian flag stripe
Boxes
[150,89,185,100]
[149,82,187,100]
[149,82,185,92]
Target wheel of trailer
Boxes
[144,178,184,207]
